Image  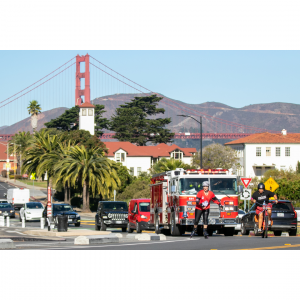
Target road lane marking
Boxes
[236,244,300,250]
[40,238,202,249]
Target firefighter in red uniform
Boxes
[191,181,223,239]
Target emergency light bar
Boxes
[186,169,228,174]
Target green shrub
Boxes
[116,180,150,204]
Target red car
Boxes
[127,199,152,233]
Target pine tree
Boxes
[110,94,174,146]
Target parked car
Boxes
[234,209,246,234]
[42,203,81,227]
[241,200,297,236]
[0,203,15,218]
[127,199,152,233]
[20,202,44,222]
[294,207,300,222]
[95,201,128,232]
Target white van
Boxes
[6,188,30,209]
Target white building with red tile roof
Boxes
[225,130,300,178]
[104,142,196,176]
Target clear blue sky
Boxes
[1,50,299,126]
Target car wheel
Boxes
[170,212,181,236]
[75,223,80,227]
[100,219,107,231]
[121,227,127,232]
[234,230,239,235]
[289,229,297,236]
[207,229,214,236]
[95,216,100,231]
[127,222,133,233]
[254,223,260,236]
[136,222,142,233]
[241,221,249,235]
[274,231,281,236]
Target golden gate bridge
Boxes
[0,54,277,141]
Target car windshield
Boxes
[103,202,128,211]
[27,203,43,209]
[179,178,209,195]
[0,203,12,208]
[210,178,238,195]
[53,205,73,212]
[272,203,293,211]
[238,210,245,214]
[139,202,150,212]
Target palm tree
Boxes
[54,145,121,212]
[150,158,191,175]
[22,129,60,188]
[27,100,42,132]
[9,131,34,175]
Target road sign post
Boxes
[47,186,52,231]
[114,190,116,201]
[241,188,251,211]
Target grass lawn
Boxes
[20,180,48,188]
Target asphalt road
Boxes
[1,180,300,250]
[0,181,11,199]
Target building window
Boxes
[255,167,262,176]
[171,150,183,160]
[82,109,87,116]
[285,147,290,156]
[130,167,134,176]
[115,152,125,162]
[276,147,281,156]
[256,147,261,157]
[266,147,271,156]
[137,167,141,176]
[88,109,93,116]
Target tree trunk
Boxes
[82,182,87,211]
[86,183,90,212]
[68,185,71,204]
[64,182,70,204]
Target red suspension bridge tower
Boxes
[75,54,90,105]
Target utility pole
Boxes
[6,142,9,180]
[14,143,16,183]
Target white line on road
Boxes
[40,238,202,250]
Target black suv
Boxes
[95,201,128,232]
[241,200,297,236]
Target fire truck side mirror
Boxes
[171,186,176,193]
[238,185,243,194]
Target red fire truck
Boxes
[150,168,242,236]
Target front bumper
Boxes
[103,219,128,227]
[180,218,237,227]
[0,212,15,218]
[139,221,153,230]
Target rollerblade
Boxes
[190,227,197,239]
[204,229,209,239]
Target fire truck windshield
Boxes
[210,178,238,195]
[179,178,209,195]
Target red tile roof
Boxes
[104,142,196,158]
[225,132,300,145]
[79,102,95,108]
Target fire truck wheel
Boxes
[127,222,133,233]
[207,229,214,236]
[171,212,181,236]
[136,222,142,233]
[224,227,234,236]
[241,221,250,235]
[155,213,161,234]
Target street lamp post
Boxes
[177,115,203,168]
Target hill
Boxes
[1,93,300,134]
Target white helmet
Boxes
[202,181,209,187]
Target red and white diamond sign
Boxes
[241,178,252,188]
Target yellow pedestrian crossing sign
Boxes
[264,177,279,192]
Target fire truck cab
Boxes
[150,168,241,236]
